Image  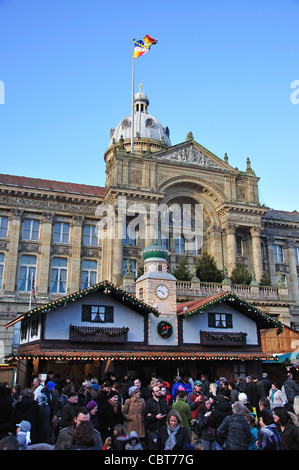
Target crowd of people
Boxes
[0,369,298,451]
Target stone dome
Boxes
[108,86,171,149]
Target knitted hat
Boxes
[129,386,138,397]
[86,400,97,411]
[108,390,119,399]
[46,381,56,392]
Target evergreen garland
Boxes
[157,320,173,339]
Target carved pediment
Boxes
[149,142,231,171]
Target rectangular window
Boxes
[236,237,244,256]
[295,247,299,265]
[0,216,8,238]
[82,305,114,323]
[53,222,69,244]
[81,260,97,289]
[83,225,98,246]
[31,318,39,337]
[208,312,233,328]
[50,257,67,294]
[22,219,40,241]
[20,321,28,341]
[273,244,284,263]
[17,255,37,292]
[0,253,4,290]
[175,236,185,254]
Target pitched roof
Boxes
[0,173,106,197]
[5,280,159,329]
[177,291,283,334]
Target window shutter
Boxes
[105,306,114,323]
[82,305,91,321]
[226,314,233,328]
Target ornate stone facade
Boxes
[0,89,298,363]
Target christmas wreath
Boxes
[157,321,173,339]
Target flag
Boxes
[133,35,158,59]
[31,274,36,305]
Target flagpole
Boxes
[131,37,135,154]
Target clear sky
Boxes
[0,0,298,212]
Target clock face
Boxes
[156,284,169,299]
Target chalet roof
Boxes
[0,173,106,197]
[177,291,283,334]
[5,280,159,329]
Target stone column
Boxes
[250,227,263,283]
[37,212,54,296]
[224,224,237,276]
[4,209,23,293]
[208,225,223,269]
[69,216,84,292]
[285,239,298,302]
[266,237,277,286]
[112,213,124,285]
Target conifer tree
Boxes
[195,253,224,282]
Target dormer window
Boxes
[208,313,233,328]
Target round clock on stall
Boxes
[156,284,169,299]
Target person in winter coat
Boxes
[257,409,284,450]
[86,400,100,432]
[171,376,185,401]
[283,373,299,405]
[208,394,232,450]
[0,383,13,426]
[172,389,192,438]
[112,424,129,450]
[246,376,258,410]
[97,390,124,440]
[273,406,299,450]
[36,392,51,443]
[195,398,216,450]
[144,385,169,446]
[216,401,252,450]
[122,386,146,442]
[125,430,143,450]
[188,380,205,419]
[11,388,39,444]
[156,409,191,450]
[16,420,31,449]
[60,392,78,428]
[54,406,102,450]
[268,383,287,409]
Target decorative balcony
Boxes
[70,325,129,343]
[200,330,247,346]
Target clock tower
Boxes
[135,242,178,345]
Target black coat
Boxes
[11,395,39,444]
[208,399,232,431]
[97,401,124,440]
[156,424,191,450]
[144,397,169,433]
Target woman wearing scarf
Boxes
[97,390,124,440]
[268,383,287,409]
[156,410,191,450]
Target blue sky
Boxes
[0,0,298,212]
